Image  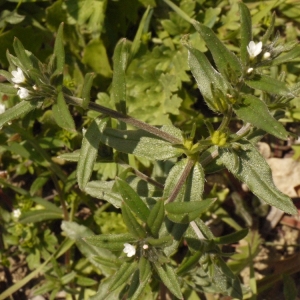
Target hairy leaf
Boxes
[234,94,289,140]
[219,140,297,215]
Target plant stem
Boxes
[167,159,195,203]
[64,94,182,144]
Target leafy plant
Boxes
[0,1,299,299]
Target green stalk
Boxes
[64,94,182,145]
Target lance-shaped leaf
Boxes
[109,261,138,292]
[99,127,182,160]
[77,118,106,190]
[61,221,119,276]
[153,262,183,299]
[52,91,76,132]
[270,45,300,66]
[192,21,242,81]
[0,83,17,94]
[112,38,128,115]
[213,228,249,245]
[81,73,95,109]
[177,251,202,276]
[19,210,63,223]
[128,6,151,64]
[139,257,151,283]
[146,199,165,238]
[212,256,243,299]
[121,204,147,238]
[234,94,289,140]
[53,23,65,73]
[116,177,150,222]
[239,2,252,65]
[261,12,276,44]
[84,233,137,251]
[163,160,205,203]
[0,100,40,128]
[245,74,291,96]
[13,38,32,71]
[165,199,216,224]
[85,180,122,207]
[219,139,297,215]
[146,236,173,248]
[187,45,230,112]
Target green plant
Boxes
[0,1,299,299]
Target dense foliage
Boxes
[0,0,300,299]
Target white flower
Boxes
[0,104,5,114]
[12,209,21,219]
[247,41,262,59]
[17,87,29,99]
[143,244,149,250]
[263,52,271,59]
[11,67,25,84]
[123,243,136,257]
[247,67,254,74]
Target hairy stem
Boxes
[64,94,182,144]
[167,159,195,203]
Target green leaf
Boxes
[121,204,147,238]
[53,23,65,73]
[19,210,63,223]
[239,2,252,65]
[128,6,151,64]
[13,38,32,71]
[84,180,122,207]
[245,74,291,96]
[186,45,229,112]
[146,236,173,248]
[81,73,95,109]
[219,139,297,215]
[192,21,242,81]
[165,199,215,224]
[213,228,249,245]
[52,91,76,132]
[212,256,243,299]
[153,262,183,299]
[112,38,129,116]
[61,221,119,276]
[84,233,137,251]
[271,45,300,66]
[82,38,112,77]
[127,268,151,300]
[163,160,205,203]
[0,83,17,94]
[177,251,202,275]
[234,94,289,140]
[99,127,182,160]
[77,118,106,190]
[139,257,151,283]
[283,274,297,300]
[261,12,276,44]
[116,177,150,222]
[146,199,165,238]
[0,100,39,128]
[109,261,138,292]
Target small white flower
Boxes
[247,67,254,74]
[17,87,29,99]
[12,209,21,219]
[123,243,136,257]
[247,41,262,59]
[263,52,271,59]
[0,104,5,114]
[11,67,25,84]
